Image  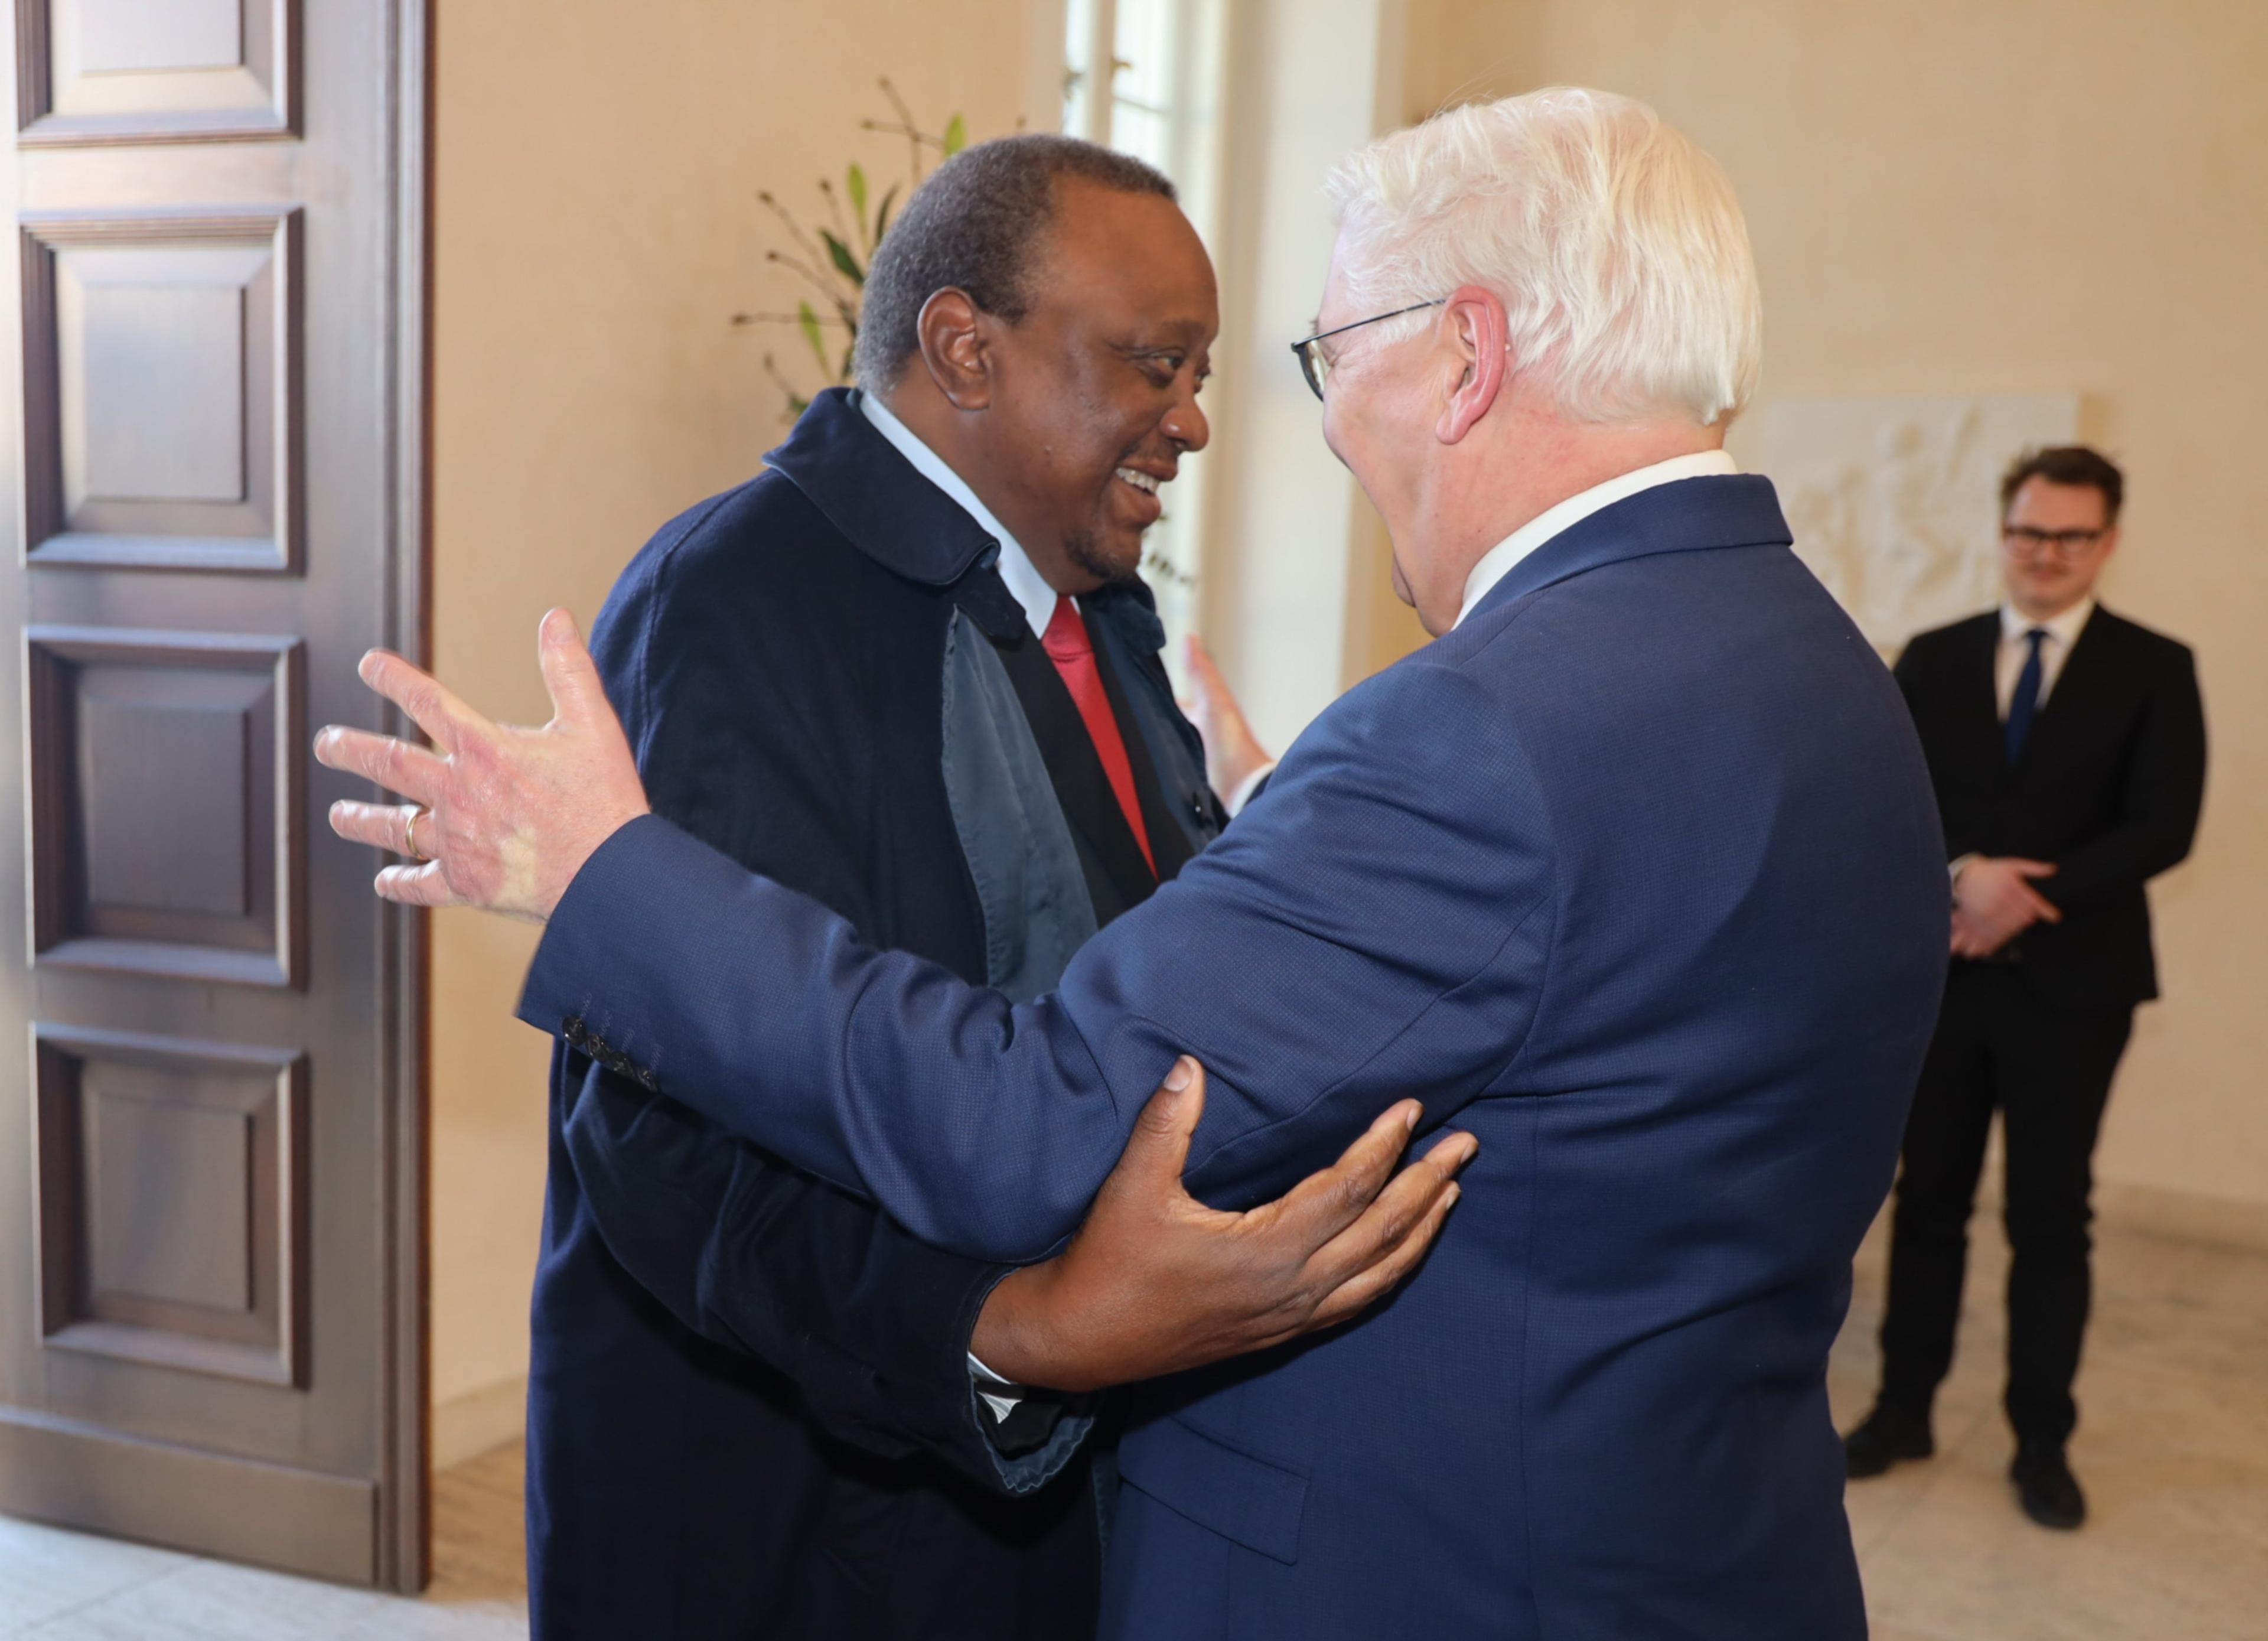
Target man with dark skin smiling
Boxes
[402,135,1468,1641]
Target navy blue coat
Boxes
[525,389,1220,1639]
[522,474,1951,1639]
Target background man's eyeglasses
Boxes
[1290,299,1446,401]
[2002,525,2109,558]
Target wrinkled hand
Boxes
[1950,855,2061,958]
[314,608,650,919]
[1179,634,1274,802]
[969,1057,1474,1393]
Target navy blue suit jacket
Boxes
[522,474,1951,1639]
[526,389,1218,1639]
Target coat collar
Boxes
[764,387,1174,657]
[1463,473,1794,626]
[762,387,999,588]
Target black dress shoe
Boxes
[1843,1404,1934,1479]
[2011,1444,2087,1530]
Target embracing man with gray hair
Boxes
[322,90,1949,1639]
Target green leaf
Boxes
[846,162,868,222]
[797,300,828,373]
[942,113,967,158]
[874,183,901,247]
[820,229,865,287]
[839,342,856,382]
[787,390,810,417]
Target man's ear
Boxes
[1435,284,1509,446]
[915,288,993,411]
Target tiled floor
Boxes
[4,1210,2264,1639]
[1833,1209,2268,1640]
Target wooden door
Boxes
[0,0,431,1590]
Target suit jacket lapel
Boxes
[2014,607,2116,773]
[1088,631,1194,884]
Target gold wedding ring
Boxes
[405,807,432,861]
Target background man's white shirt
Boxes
[1996,597,2096,719]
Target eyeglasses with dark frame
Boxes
[1289,299,1446,401]
[2001,525,2110,559]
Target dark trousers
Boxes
[1878,962,2133,1448]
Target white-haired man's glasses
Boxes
[1290,299,1445,401]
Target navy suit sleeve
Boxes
[2042,642,2207,910]
[563,519,1085,1484]
[558,1062,1090,1493]
[522,659,1556,1263]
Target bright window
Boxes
[1063,0,1228,658]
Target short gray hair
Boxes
[1324,88,1762,427]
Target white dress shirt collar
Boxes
[1999,596,2095,651]
[859,389,1060,638]
[1993,595,2096,717]
[1456,449,1740,629]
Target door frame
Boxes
[378,0,434,1595]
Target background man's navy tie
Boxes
[2005,627,2049,763]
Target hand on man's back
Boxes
[970,1059,1475,1393]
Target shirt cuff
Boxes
[1226,761,1278,818]
[967,1351,1024,1423]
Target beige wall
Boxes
[1390,0,2268,1212]
[428,0,1060,1425]
[1193,0,1415,751]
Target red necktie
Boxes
[1041,595,1156,877]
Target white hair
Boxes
[1324,87,1762,427]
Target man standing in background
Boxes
[1846,446,2208,1529]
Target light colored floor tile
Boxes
[25,1558,402,1641]
[0,1515,194,1633]
[1837,1207,2268,1641]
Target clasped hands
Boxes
[315,611,1475,1391]
[1950,855,2062,958]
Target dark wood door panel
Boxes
[0,1408,372,1583]
[19,206,301,571]
[25,624,304,985]
[34,1023,307,1387]
[16,0,296,147]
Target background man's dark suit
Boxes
[1885,606,2206,1444]
[526,388,1220,1638]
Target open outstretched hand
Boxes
[1179,634,1275,802]
[314,608,650,920]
